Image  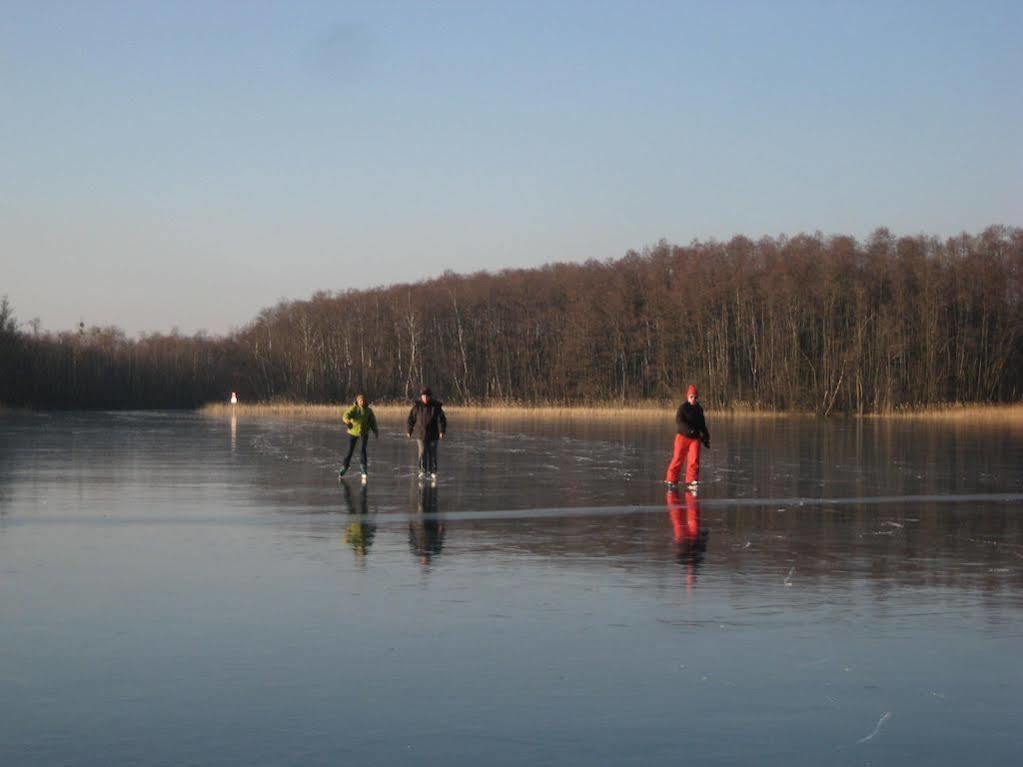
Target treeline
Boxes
[0,301,234,409]
[3,227,1022,413]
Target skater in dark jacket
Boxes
[407,387,447,479]
[665,384,710,489]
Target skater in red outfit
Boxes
[665,384,710,489]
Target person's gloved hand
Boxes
[702,438,710,449]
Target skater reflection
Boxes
[665,489,708,590]
[409,483,445,567]
[342,481,375,564]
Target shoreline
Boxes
[199,401,1023,422]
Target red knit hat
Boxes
[686,384,698,398]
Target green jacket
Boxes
[343,403,378,437]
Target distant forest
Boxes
[3,226,1021,414]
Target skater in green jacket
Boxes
[339,394,379,479]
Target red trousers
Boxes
[665,434,701,484]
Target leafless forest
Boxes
[3,227,1021,413]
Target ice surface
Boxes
[0,411,1021,766]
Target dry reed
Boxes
[861,403,1023,421]
[201,400,1023,422]
[200,400,804,421]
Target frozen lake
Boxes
[1,410,1022,766]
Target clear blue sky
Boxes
[3,1,1020,335]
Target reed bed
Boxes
[862,403,1023,421]
[201,400,1022,422]
[201,401,804,421]
[202,402,393,420]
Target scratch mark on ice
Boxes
[856,711,892,744]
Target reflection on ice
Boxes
[409,483,445,567]
[341,481,375,565]
[665,490,709,591]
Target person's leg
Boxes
[358,434,369,472]
[342,435,358,469]
[417,439,427,474]
[427,440,438,474]
[665,434,686,483]
[684,438,701,485]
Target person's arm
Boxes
[343,405,356,427]
[369,409,379,437]
[407,405,417,437]
[698,406,710,446]
[438,404,447,437]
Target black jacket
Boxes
[675,402,709,443]
[407,399,447,441]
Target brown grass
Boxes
[200,400,1023,422]
[861,402,1023,421]
[201,402,390,420]
[200,400,803,421]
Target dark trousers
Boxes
[343,434,369,470]
[416,439,438,473]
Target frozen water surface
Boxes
[1,411,1021,766]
